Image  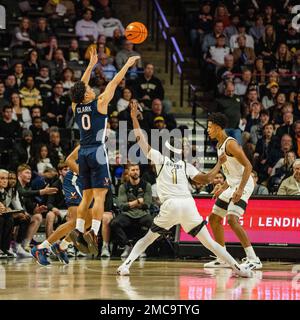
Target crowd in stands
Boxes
[186,0,300,195]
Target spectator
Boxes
[285,23,300,53]
[223,14,240,40]
[214,4,230,28]
[25,106,49,131]
[11,92,31,129]
[0,81,9,112]
[144,98,177,131]
[202,20,226,55]
[94,53,117,82]
[115,40,142,70]
[76,0,95,18]
[0,105,22,141]
[30,144,54,174]
[252,56,267,88]
[35,66,53,100]
[93,0,111,21]
[44,0,75,22]
[294,92,300,121]
[275,14,288,44]
[45,36,58,61]
[10,17,35,48]
[262,82,279,109]
[111,164,152,258]
[75,9,99,42]
[276,112,294,139]
[264,4,276,25]
[277,159,300,195]
[85,34,111,60]
[275,43,293,90]
[153,116,166,130]
[291,53,300,90]
[23,49,40,77]
[44,82,70,128]
[245,101,262,132]
[204,171,225,194]
[16,164,57,252]
[51,49,68,80]
[244,4,257,28]
[30,116,49,145]
[232,34,256,68]
[216,81,243,143]
[270,93,287,125]
[234,69,253,97]
[97,7,124,39]
[230,23,254,50]
[4,74,18,97]
[251,170,269,195]
[293,120,300,158]
[13,63,25,89]
[134,63,164,107]
[19,76,43,109]
[117,87,133,113]
[48,129,67,167]
[32,17,52,56]
[61,68,75,94]
[68,38,81,62]
[106,27,125,56]
[249,15,265,45]
[11,129,34,169]
[250,109,270,145]
[216,54,241,86]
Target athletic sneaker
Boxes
[100,245,110,258]
[16,245,32,258]
[139,251,147,259]
[204,258,231,268]
[31,247,50,266]
[69,229,89,254]
[121,245,132,258]
[117,265,130,276]
[240,257,263,270]
[67,245,76,257]
[0,250,7,259]
[83,230,99,256]
[234,264,253,278]
[4,249,17,258]
[50,243,69,265]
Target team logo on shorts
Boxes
[70,192,78,200]
[103,177,111,186]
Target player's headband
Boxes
[165,140,182,154]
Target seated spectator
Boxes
[30,144,54,175]
[25,106,49,131]
[0,81,9,112]
[110,164,152,258]
[153,116,166,130]
[106,27,125,56]
[75,9,99,42]
[11,129,34,170]
[232,35,256,68]
[30,116,49,145]
[68,38,81,62]
[61,68,75,94]
[23,49,40,77]
[35,66,53,100]
[204,171,225,194]
[285,23,300,53]
[44,0,75,22]
[32,17,52,57]
[144,98,177,131]
[94,53,117,82]
[291,53,300,90]
[250,109,270,145]
[293,120,300,158]
[134,63,164,108]
[216,54,241,86]
[275,43,293,90]
[244,4,256,28]
[85,34,111,60]
[115,40,142,70]
[251,170,269,195]
[93,0,111,21]
[275,14,288,44]
[294,92,300,121]
[202,20,226,55]
[44,82,70,127]
[13,63,25,89]
[230,23,254,50]
[17,164,57,253]
[117,87,133,113]
[51,49,68,80]
[214,4,230,28]
[249,15,265,45]
[19,76,43,109]
[97,7,124,39]
[216,81,243,144]
[45,36,58,61]
[256,25,277,71]
[269,93,287,124]
[76,0,95,18]
[277,159,300,195]
[49,128,67,166]
[262,82,279,110]
[223,14,240,40]
[234,69,253,97]
[264,4,276,25]
[0,105,22,143]
[4,74,18,98]
[252,56,267,88]
[5,171,32,258]
[245,101,262,133]
[276,112,294,139]
[11,92,31,129]
[10,17,35,48]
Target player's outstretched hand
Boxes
[126,55,140,67]
[89,47,99,67]
[218,153,227,165]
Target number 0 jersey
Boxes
[74,99,108,147]
[147,148,199,203]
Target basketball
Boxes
[124,21,148,44]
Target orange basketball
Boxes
[124,22,148,44]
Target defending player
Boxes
[69,48,140,255]
[117,101,252,278]
[205,113,262,270]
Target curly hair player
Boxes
[205,112,262,270]
[69,47,140,254]
[117,101,253,278]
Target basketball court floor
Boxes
[0,258,299,300]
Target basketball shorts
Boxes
[212,180,254,218]
[79,145,111,190]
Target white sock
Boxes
[38,240,51,250]
[59,239,71,251]
[102,241,108,248]
[22,239,30,248]
[91,219,101,235]
[122,230,159,269]
[244,246,256,260]
[76,218,85,233]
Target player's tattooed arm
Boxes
[130,99,151,156]
[66,145,80,175]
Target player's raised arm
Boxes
[97,55,140,114]
[130,99,151,156]
[66,145,80,175]
[192,153,227,185]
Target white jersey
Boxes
[217,137,253,187]
[147,148,199,203]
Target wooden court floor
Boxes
[0,258,299,300]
